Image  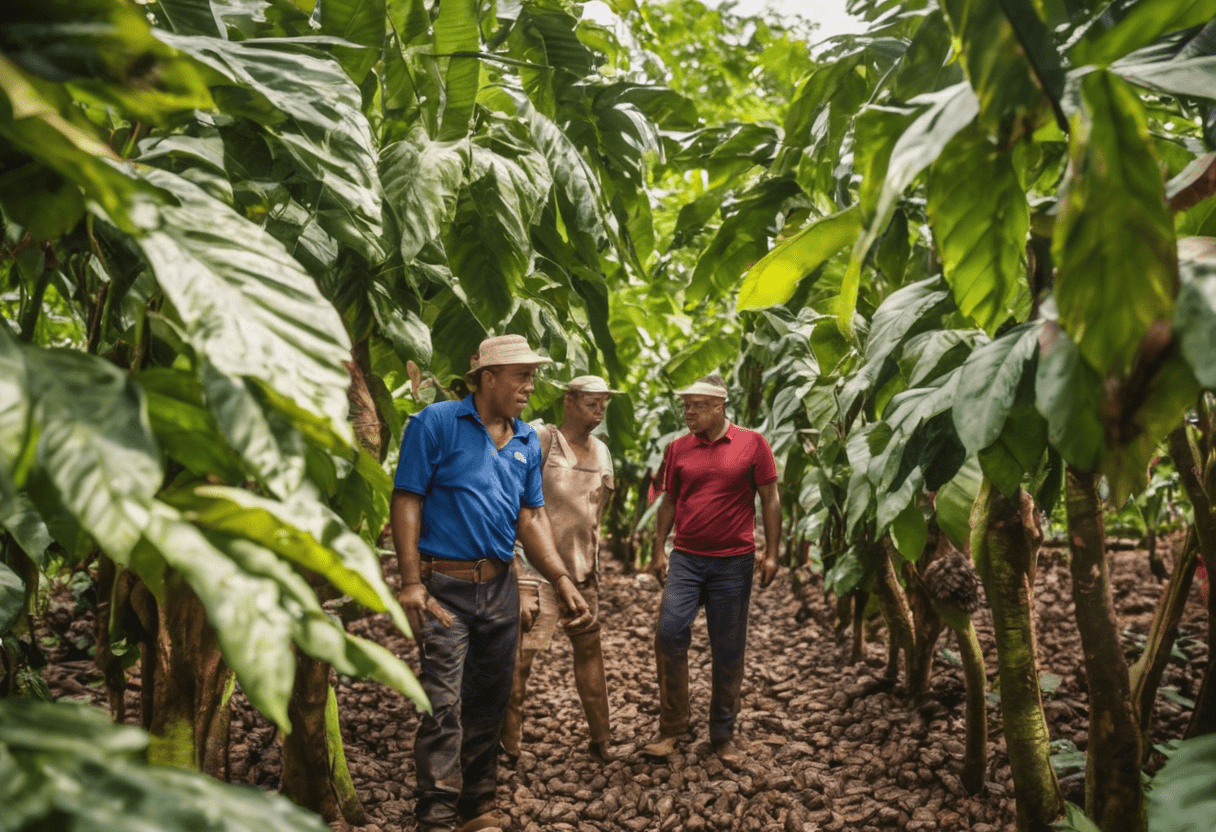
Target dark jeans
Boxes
[655,550,754,744]
[414,566,519,827]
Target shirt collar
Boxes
[458,395,534,443]
[694,421,735,446]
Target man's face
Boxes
[484,365,537,418]
[682,394,724,435]
[566,392,609,428]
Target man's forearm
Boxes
[652,494,674,553]
[518,508,573,586]
[760,484,781,558]
[391,490,425,584]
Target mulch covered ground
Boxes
[43,538,1210,832]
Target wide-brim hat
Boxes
[565,375,622,395]
[674,380,728,400]
[464,334,552,382]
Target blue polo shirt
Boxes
[393,395,543,561]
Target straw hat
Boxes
[674,379,728,400]
[565,375,622,395]
[464,334,552,383]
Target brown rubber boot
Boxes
[570,629,612,759]
[654,632,691,740]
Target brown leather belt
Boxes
[420,556,508,583]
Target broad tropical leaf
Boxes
[130,167,353,449]
[0,699,330,832]
[939,0,1049,138]
[1175,236,1216,386]
[736,206,863,311]
[1052,70,1175,377]
[1145,732,1216,832]
[156,32,385,261]
[434,0,481,141]
[1035,322,1105,472]
[953,321,1043,456]
[835,83,979,334]
[1073,0,1216,66]
[927,125,1030,334]
[381,126,469,263]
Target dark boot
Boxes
[654,631,691,740]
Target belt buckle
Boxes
[473,558,487,582]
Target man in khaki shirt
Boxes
[501,376,619,765]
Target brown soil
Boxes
[41,538,1210,832]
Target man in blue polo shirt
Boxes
[391,334,590,832]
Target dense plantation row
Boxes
[5,0,1216,831]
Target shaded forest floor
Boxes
[43,538,1210,832]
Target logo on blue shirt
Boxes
[514,451,527,463]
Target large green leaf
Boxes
[688,178,806,305]
[1176,236,1216,386]
[0,328,32,484]
[953,320,1043,456]
[839,277,954,420]
[319,0,386,83]
[161,483,399,621]
[1113,54,1216,100]
[0,57,165,236]
[663,334,740,389]
[1035,322,1106,472]
[927,125,1030,334]
[130,167,353,447]
[137,367,245,482]
[977,398,1048,497]
[0,699,331,832]
[156,0,225,36]
[141,501,297,730]
[156,32,385,261]
[1146,732,1216,832]
[835,83,979,334]
[0,560,24,634]
[14,338,163,562]
[939,0,1049,138]
[1052,70,1176,377]
[209,532,425,708]
[381,127,469,263]
[1074,0,1216,67]
[935,454,983,549]
[434,0,481,141]
[736,206,863,311]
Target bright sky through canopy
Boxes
[704,0,867,40]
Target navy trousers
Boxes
[654,550,754,744]
[414,566,519,827]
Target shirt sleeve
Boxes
[656,441,676,495]
[393,410,440,494]
[752,433,779,486]
[522,440,545,508]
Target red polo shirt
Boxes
[657,423,778,557]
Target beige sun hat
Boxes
[565,375,622,395]
[464,334,552,383]
[674,379,728,400]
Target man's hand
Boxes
[399,582,454,641]
[758,551,780,588]
[519,582,541,632]
[554,576,592,630]
[650,547,669,585]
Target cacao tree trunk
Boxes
[1064,467,1144,832]
[867,540,915,688]
[1167,421,1216,739]
[1128,527,1198,754]
[970,480,1062,832]
[145,578,233,777]
[282,653,365,828]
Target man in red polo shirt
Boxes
[641,374,781,767]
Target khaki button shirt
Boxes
[527,425,614,584]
